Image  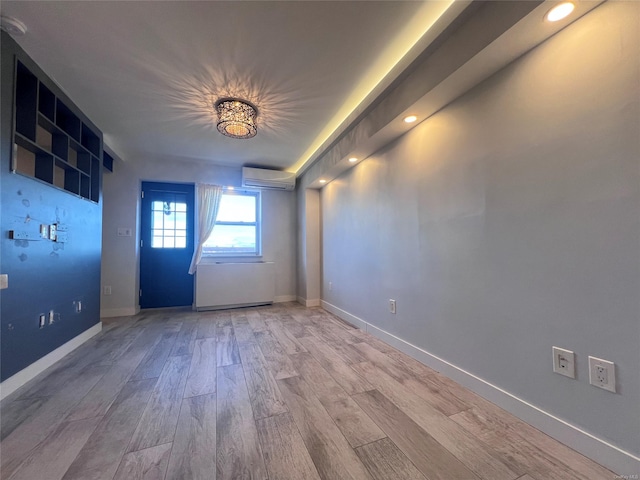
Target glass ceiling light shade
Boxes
[215,98,258,139]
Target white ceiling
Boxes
[2,1,463,172]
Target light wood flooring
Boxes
[1,303,616,480]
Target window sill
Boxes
[199,254,263,264]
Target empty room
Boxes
[0,1,638,479]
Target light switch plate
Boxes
[0,274,8,290]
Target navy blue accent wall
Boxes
[1,32,103,381]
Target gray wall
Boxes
[1,33,102,381]
[296,187,321,304]
[321,1,639,456]
[101,155,297,316]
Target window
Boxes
[202,190,261,256]
[151,199,188,248]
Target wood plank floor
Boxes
[0,303,616,480]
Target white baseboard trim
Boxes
[196,301,272,311]
[0,322,103,401]
[100,306,140,318]
[321,300,368,329]
[274,295,297,303]
[297,297,321,307]
[321,300,639,474]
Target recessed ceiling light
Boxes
[319,179,327,184]
[227,186,235,190]
[546,2,575,22]
[403,115,418,123]
[348,157,358,163]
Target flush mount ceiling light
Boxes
[1,16,27,36]
[403,115,418,123]
[546,2,575,22]
[215,98,258,139]
[348,157,358,163]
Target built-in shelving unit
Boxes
[12,60,101,202]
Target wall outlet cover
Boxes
[552,346,575,379]
[389,299,397,314]
[588,356,616,393]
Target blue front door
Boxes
[140,182,194,308]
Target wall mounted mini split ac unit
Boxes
[242,167,296,191]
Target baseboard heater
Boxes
[195,262,275,311]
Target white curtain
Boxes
[188,183,223,274]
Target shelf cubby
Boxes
[54,158,80,194]
[38,83,55,122]
[37,114,68,161]
[56,99,81,141]
[103,151,113,172]
[14,134,55,183]
[35,124,52,151]
[81,124,100,157]
[15,62,38,141]
[80,173,91,199]
[76,151,92,175]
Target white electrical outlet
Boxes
[552,346,575,379]
[389,299,397,314]
[39,314,45,328]
[104,286,112,295]
[48,310,55,324]
[588,356,616,393]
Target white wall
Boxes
[101,156,297,316]
[322,0,639,465]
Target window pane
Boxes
[164,236,175,248]
[216,194,256,223]
[176,237,186,248]
[152,212,164,229]
[164,211,175,229]
[175,212,186,229]
[203,225,256,254]
[152,236,163,248]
